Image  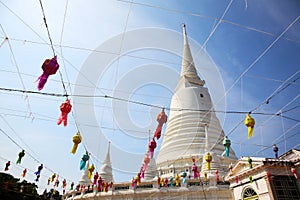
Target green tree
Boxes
[0,172,40,199]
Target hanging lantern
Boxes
[235,176,239,184]
[160,177,164,187]
[154,108,168,140]
[291,167,298,179]
[205,153,212,170]
[249,175,253,183]
[136,172,141,186]
[140,168,144,179]
[34,164,43,176]
[80,152,90,170]
[131,177,135,188]
[21,168,27,178]
[36,56,59,90]
[57,99,72,127]
[4,161,10,171]
[248,157,253,169]
[244,114,255,139]
[192,158,199,180]
[16,150,25,164]
[169,176,173,187]
[143,155,150,171]
[164,177,168,187]
[62,179,67,189]
[182,171,187,184]
[51,173,56,182]
[148,138,157,158]
[70,182,74,190]
[272,144,279,159]
[35,174,40,182]
[88,164,95,179]
[93,172,99,186]
[54,177,59,187]
[71,132,82,154]
[215,169,219,182]
[223,136,231,157]
[175,174,180,187]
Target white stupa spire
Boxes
[99,141,114,182]
[177,23,205,89]
[156,24,237,177]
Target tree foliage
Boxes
[0,172,60,200]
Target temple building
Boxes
[63,25,300,200]
[225,149,300,200]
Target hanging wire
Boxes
[0,127,74,183]
[208,75,300,153]
[0,36,8,47]
[234,93,300,149]
[3,65,298,112]
[202,0,234,49]
[251,131,300,156]
[38,0,68,97]
[0,114,41,161]
[219,16,300,118]
[1,0,298,183]
[280,111,287,153]
[0,25,34,121]
[38,0,55,57]
[1,86,299,121]
[251,70,300,113]
[226,71,300,138]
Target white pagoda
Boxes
[98,141,114,182]
[156,24,237,178]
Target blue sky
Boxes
[0,0,299,194]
